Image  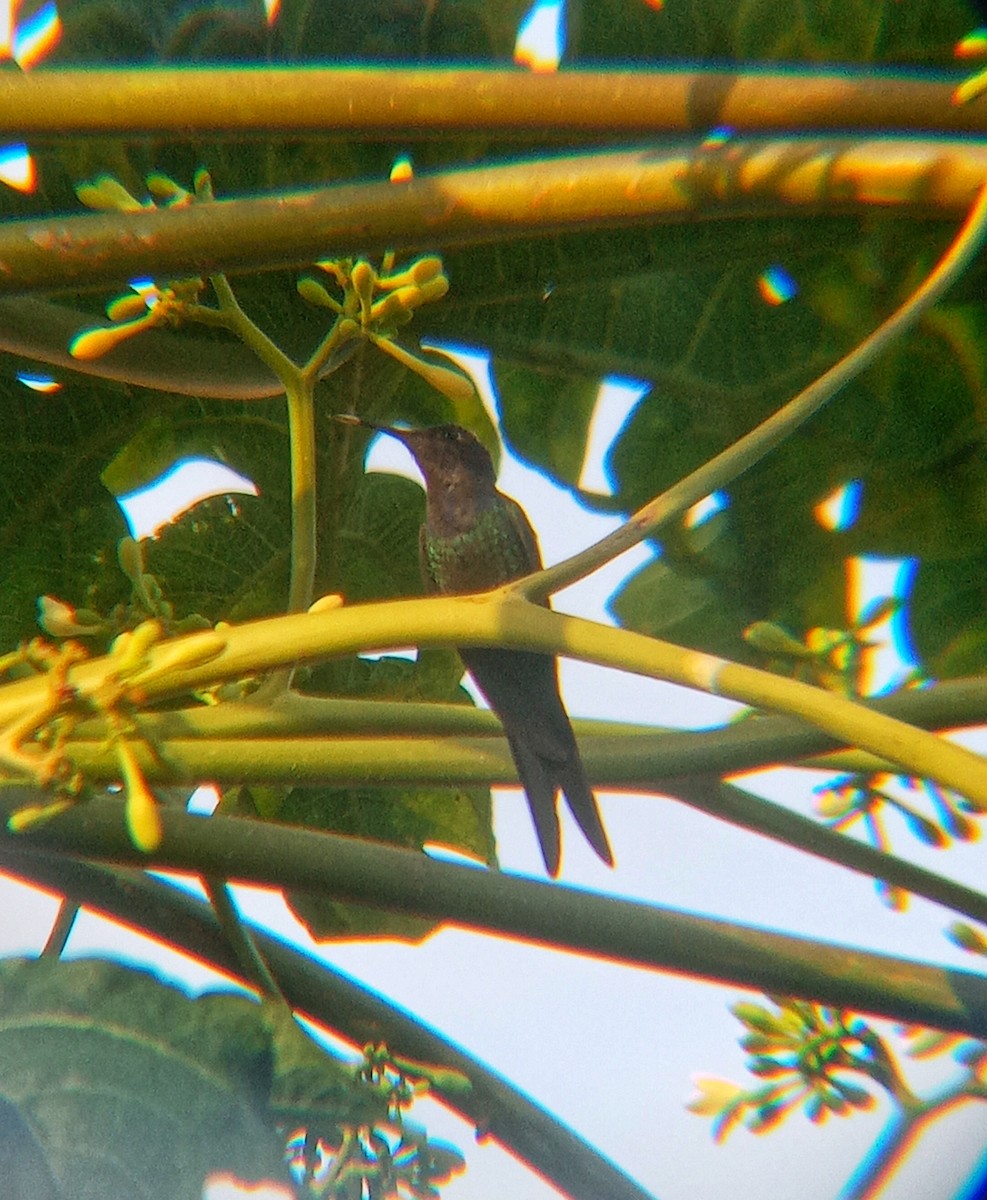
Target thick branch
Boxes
[5,138,987,295]
[4,596,986,808]
[52,729,987,930]
[3,800,987,1036]
[0,67,983,137]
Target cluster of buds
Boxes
[68,171,213,361]
[744,597,898,696]
[688,998,882,1141]
[813,771,978,909]
[298,254,474,405]
[38,537,211,644]
[284,1042,467,1196]
[299,254,449,335]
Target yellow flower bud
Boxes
[297,277,340,309]
[70,317,151,361]
[350,260,377,321]
[113,736,163,851]
[417,274,449,303]
[117,536,145,586]
[146,173,192,206]
[75,175,145,212]
[371,336,477,404]
[409,256,444,284]
[193,168,214,200]
[7,799,73,833]
[106,293,151,322]
[125,772,163,852]
[37,595,104,637]
[308,593,345,614]
[686,1076,744,1116]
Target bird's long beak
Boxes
[332,413,405,440]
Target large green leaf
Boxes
[0,957,287,1200]
[281,650,497,941]
[569,0,972,64]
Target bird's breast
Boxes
[425,506,533,593]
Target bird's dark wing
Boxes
[498,490,543,582]
[461,645,613,876]
[421,495,612,875]
[419,524,439,593]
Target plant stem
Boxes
[4,596,987,807]
[838,1090,983,1200]
[208,272,318,619]
[284,379,317,614]
[59,674,987,763]
[524,177,987,599]
[0,67,982,137]
[52,731,987,929]
[40,899,78,957]
[202,874,285,1003]
[6,138,987,295]
[5,799,987,1036]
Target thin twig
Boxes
[40,898,79,958]
[201,874,285,1004]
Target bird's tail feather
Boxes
[555,755,614,869]
[462,647,613,875]
[507,733,562,877]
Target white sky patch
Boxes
[202,1176,292,1200]
[423,842,487,867]
[814,478,862,531]
[684,489,728,529]
[364,430,423,483]
[0,1,12,57]
[186,785,221,816]
[846,554,920,694]
[578,377,650,495]
[12,0,60,68]
[16,370,60,392]
[0,142,35,192]
[514,0,565,70]
[117,457,259,539]
[420,339,499,427]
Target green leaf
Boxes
[277,782,495,942]
[569,0,971,65]
[609,556,752,661]
[280,651,496,942]
[0,957,287,1200]
[264,1005,386,1126]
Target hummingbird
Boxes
[352,418,614,877]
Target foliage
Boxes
[4,0,987,1198]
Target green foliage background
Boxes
[3,0,987,1196]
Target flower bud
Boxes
[76,175,144,212]
[106,293,151,322]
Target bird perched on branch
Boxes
[346,417,613,877]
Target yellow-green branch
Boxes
[6,138,987,295]
[0,67,984,137]
[2,594,986,808]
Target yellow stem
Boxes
[1,594,985,809]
